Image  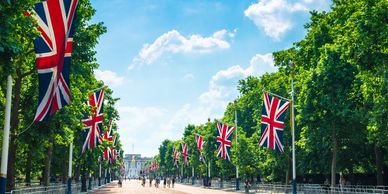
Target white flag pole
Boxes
[67,141,73,194]
[235,100,239,190]
[0,75,13,194]
[290,61,297,194]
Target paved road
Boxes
[92,180,239,194]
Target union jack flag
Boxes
[82,88,105,153]
[216,122,235,160]
[30,0,78,121]
[195,134,205,151]
[195,134,206,163]
[112,134,117,147]
[181,143,189,166]
[259,92,290,153]
[154,163,159,171]
[103,147,112,164]
[103,120,114,142]
[173,148,180,167]
[110,147,117,163]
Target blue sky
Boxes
[91,0,331,157]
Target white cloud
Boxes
[244,0,330,40]
[199,53,276,114]
[129,29,236,69]
[211,53,276,84]
[183,73,195,80]
[94,69,125,87]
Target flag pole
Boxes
[262,90,291,101]
[290,61,297,194]
[234,100,240,191]
[191,166,194,185]
[207,118,211,187]
[67,141,73,194]
[0,75,12,194]
[98,159,101,186]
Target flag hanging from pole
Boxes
[103,147,112,164]
[81,88,105,153]
[103,120,114,141]
[259,92,290,153]
[173,148,180,167]
[181,143,189,166]
[216,122,235,160]
[195,134,206,163]
[30,0,78,121]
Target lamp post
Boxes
[0,75,12,194]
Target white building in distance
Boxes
[123,154,152,178]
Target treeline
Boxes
[154,0,388,187]
[0,0,123,191]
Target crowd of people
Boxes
[140,176,176,189]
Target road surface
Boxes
[92,180,240,194]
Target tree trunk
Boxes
[25,145,33,186]
[375,145,384,185]
[6,69,22,191]
[43,130,54,186]
[331,126,338,187]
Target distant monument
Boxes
[123,154,152,178]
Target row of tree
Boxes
[152,0,388,187]
[0,0,123,191]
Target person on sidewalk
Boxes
[163,177,166,188]
[244,179,251,193]
[141,176,145,187]
[167,177,171,188]
[118,178,122,188]
[155,176,160,188]
[172,177,176,188]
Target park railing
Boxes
[8,178,112,194]
[179,178,388,194]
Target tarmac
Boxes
[91,179,241,194]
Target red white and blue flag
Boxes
[104,120,114,142]
[30,0,78,121]
[216,122,235,160]
[259,92,290,153]
[181,143,189,166]
[82,88,105,153]
[173,148,180,167]
[195,134,206,163]
[103,147,112,164]
[195,134,205,151]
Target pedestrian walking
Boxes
[156,176,160,188]
[149,178,153,187]
[163,177,166,188]
[172,177,175,188]
[244,179,251,193]
[141,176,145,187]
[167,177,171,188]
[118,178,122,188]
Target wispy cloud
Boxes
[94,69,126,87]
[183,73,195,80]
[129,29,236,69]
[244,0,330,40]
